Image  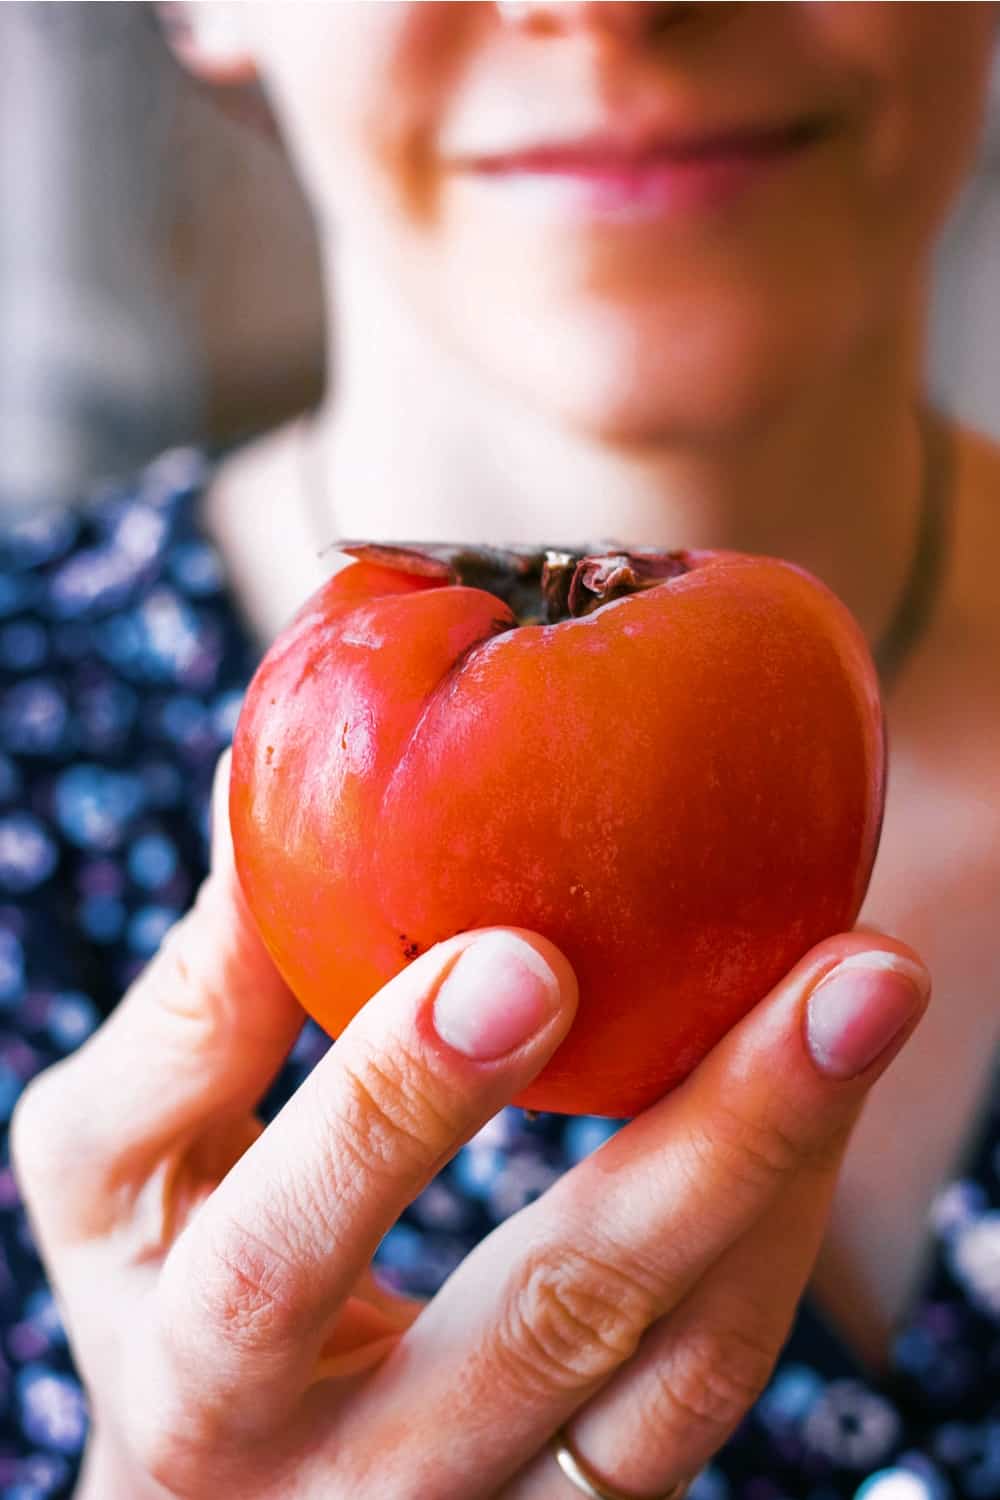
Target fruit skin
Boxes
[230,547,885,1118]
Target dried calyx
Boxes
[336,542,690,625]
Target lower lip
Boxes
[465,132,824,223]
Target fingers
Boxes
[501,1154,842,1499]
[350,932,929,1496]
[12,748,304,1248]
[156,926,578,1420]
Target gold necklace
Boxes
[295,404,954,695]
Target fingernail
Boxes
[806,953,929,1080]
[433,933,562,1060]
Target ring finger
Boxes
[497,1156,841,1499]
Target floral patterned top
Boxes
[0,447,997,1500]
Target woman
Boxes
[5,5,1000,1498]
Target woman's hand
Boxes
[11,751,928,1500]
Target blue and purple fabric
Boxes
[0,448,997,1499]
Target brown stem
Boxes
[336,542,689,624]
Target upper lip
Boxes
[451,116,830,171]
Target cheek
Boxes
[805,4,995,235]
[249,3,479,230]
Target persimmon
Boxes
[230,543,884,1117]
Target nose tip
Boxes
[495,2,725,41]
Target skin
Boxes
[13,4,1000,1497]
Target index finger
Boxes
[156,924,577,1423]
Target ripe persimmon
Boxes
[231,543,884,1117]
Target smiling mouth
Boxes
[464,116,833,176]
[450,113,836,220]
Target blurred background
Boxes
[1,1,999,513]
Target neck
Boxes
[309,245,927,649]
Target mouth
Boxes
[452,115,835,221]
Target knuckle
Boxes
[652,1321,778,1438]
[331,1042,462,1186]
[164,1214,303,1359]
[492,1245,660,1398]
[700,1094,808,1196]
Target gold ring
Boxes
[550,1426,690,1500]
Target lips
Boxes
[449,114,834,222]
[465,116,830,175]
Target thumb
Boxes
[13,748,304,1240]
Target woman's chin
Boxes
[464,316,804,450]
